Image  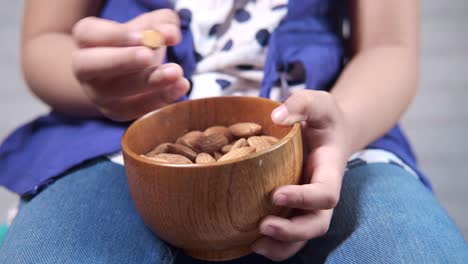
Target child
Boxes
[0,0,467,263]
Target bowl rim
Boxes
[121,96,301,168]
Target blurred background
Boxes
[0,1,467,238]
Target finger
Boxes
[251,237,306,262]
[148,63,184,86]
[271,147,343,210]
[258,210,333,242]
[73,17,141,48]
[271,90,336,129]
[87,63,184,100]
[128,9,180,28]
[73,10,181,49]
[99,78,189,121]
[272,184,339,210]
[127,9,182,46]
[158,76,190,103]
[72,46,157,81]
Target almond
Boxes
[146,153,192,164]
[229,122,262,138]
[166,143,197,161]
[204,126,233,141]
[176,131,203,152]
[218,147,255,162]
[199,133,229,153]
[262,136,279,145]
[146,143,170,157]
[221,144,233,154]
[247,136,271,153]
[142,30,165,49]
[144,121,281,165]
[231,138,249,151]
[195,153,216,164]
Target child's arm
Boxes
[22,1,103,116]
[22,0,188,120]
[252,0,419,260]
[331,0,419,153]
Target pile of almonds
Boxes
[141,122,280,164]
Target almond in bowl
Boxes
[141,122,280,164]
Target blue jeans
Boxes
[0,159,467,263]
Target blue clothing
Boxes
[0,113,127,196]
[0,160,466,263]
[0,0,430,196]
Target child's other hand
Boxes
[71,9,189,121]
[251,90,350,261]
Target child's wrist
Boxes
[335,100,359,159]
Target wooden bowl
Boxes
[121,96,303,261]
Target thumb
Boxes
[126,9,182,46]
[271,90,336,129]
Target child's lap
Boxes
[0,159,466,264]
[304,163,468,263]
[0,159,173,264]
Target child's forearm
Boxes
[331,0,419,156]
[21,0,103,117]
[331,45,418,156]
[22,33,102,117]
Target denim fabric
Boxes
[0,160,466,263]
[0,159,174,264]
[299,164,468,264]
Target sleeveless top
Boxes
[0,0,431,196]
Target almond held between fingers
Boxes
[247,136,271,153]
[146,143,170,157]
[231,138,248,151]
[218,147,255,162]
[199,133,229,153]
[229,122,262,138]
[146,153,193,164]
[176,131,203,152]
[196,153,216,164]
[141,30,165,49]
[204,126,233,141]
[166,143,198,161]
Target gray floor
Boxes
[1,1,467,239]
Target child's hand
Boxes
[71,9,189,121]
[252,90,351,261]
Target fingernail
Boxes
[171,83,189,101]
[271,104,288,123]
[135,49,153,65]
[261,225,276,236]
[162,66,180,78]
[274,193,287,206]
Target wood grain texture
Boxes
[122,96,303,260]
